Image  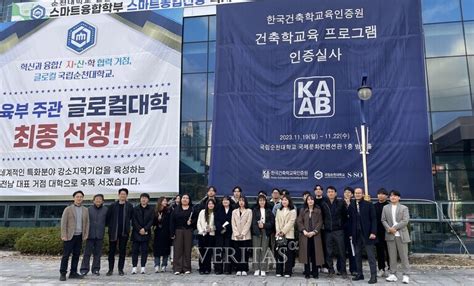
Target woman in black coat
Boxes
[153,197,172,273]
[131,193,154,274]
[214,196,234,274]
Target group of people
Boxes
[59,185,411,284]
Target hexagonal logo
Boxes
[314,170,324,180]
[30,5,46,20]
[66,21,97,54]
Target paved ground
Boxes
[0,252,473,285]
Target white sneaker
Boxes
[260,271,266,277]
[141,267,145,274]
[184,271,191,274]
[236,271,242,276]
[254,270,260,276]
[161,266,167,272]
[242,271,247,276]
[402,275,409,284]
[386,274,398,282]
[284,274,290,278]
[131,267,137,274]
[155,266,160,273]
[378,270,385,277]
[276,274,282,277]
[174,271,180,275]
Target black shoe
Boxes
[353,274,365,281]
[341,272,348,279]
[224,271,232,275]
[204,271,210,275]
[68,272,84,279]
[118,270,125,276]
[106,270,113,276]
[59,274,66,281]
[215,271,223,275]
[368,277,377,284]
[305,274,310,279]
[312,273,319,279]
[199,271,204,275]
[92,271,100,276]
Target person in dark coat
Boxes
[297,195,325,279]
[80,194,108,276]
[251,194,275,276]
[153,197,172,273]
[131,193,154,274]
[106,188,133,276]
[349,188,378,284]
[320,186,348,277]
[193,186,221,223]
[170,193,195,275]
[214,196,234,275]
[374,188,390,277]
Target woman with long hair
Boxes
[153,197,172,273]
[231,195,252,276]
[170,193,194,275]
[197,198,216,274]
[214,196,234,274]
[251,194,275,277]
[297,194,324,279]
[275,194,297,277]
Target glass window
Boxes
[7,205,35,219]
[462,0,474,20]
[424,23,466,57]
[209,16,216,41]
[465,22,474,55]
[39,205,67,219]
[208,41,216,72]
[183,17,209,42]
[179,173,208,201]
[207,73,215,121]
[427,57,471,111]
[0,205,4,219]
[182,73,207,121]
[431,110,472,132]
[442,202,474,220]
[422,0,461,24]
[206,122,213,147]
[180,148,207,173]
[469,56,474,98]
[404,202,438,220]
[181,121,207,148]
[183,42,208,73]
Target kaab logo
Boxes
[30,5,46,20]
[293,76,335,118]
[66,21,97,54]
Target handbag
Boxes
[275,235,288,248]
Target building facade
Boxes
[0,0,474,254]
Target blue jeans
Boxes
[154,255,169,267]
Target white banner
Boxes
[0,11,182,197]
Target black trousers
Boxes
[60,234,83,274]
[355,233,377,278]
[304,237,318,276]
[80,238,103,274]
[132,240,149,267]
[376,239,390,271]
[108,236,128,271]
[198,235,216,272]
[275,239,295,276]
[214,234,233,273]
[339,229,357,273]
[233,240,251,272]
[324,230,347,273]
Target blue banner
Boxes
[210,0,433,199]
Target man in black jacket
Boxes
[349,187,378,284]
[106,188,133,276]
[131,193,154,274]
[321,186,347,277]
[80,194,108,276]
[374,188,390,277]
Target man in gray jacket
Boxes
[59,190,89,281]
[80,194,108,276]
[381,190,411,284]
